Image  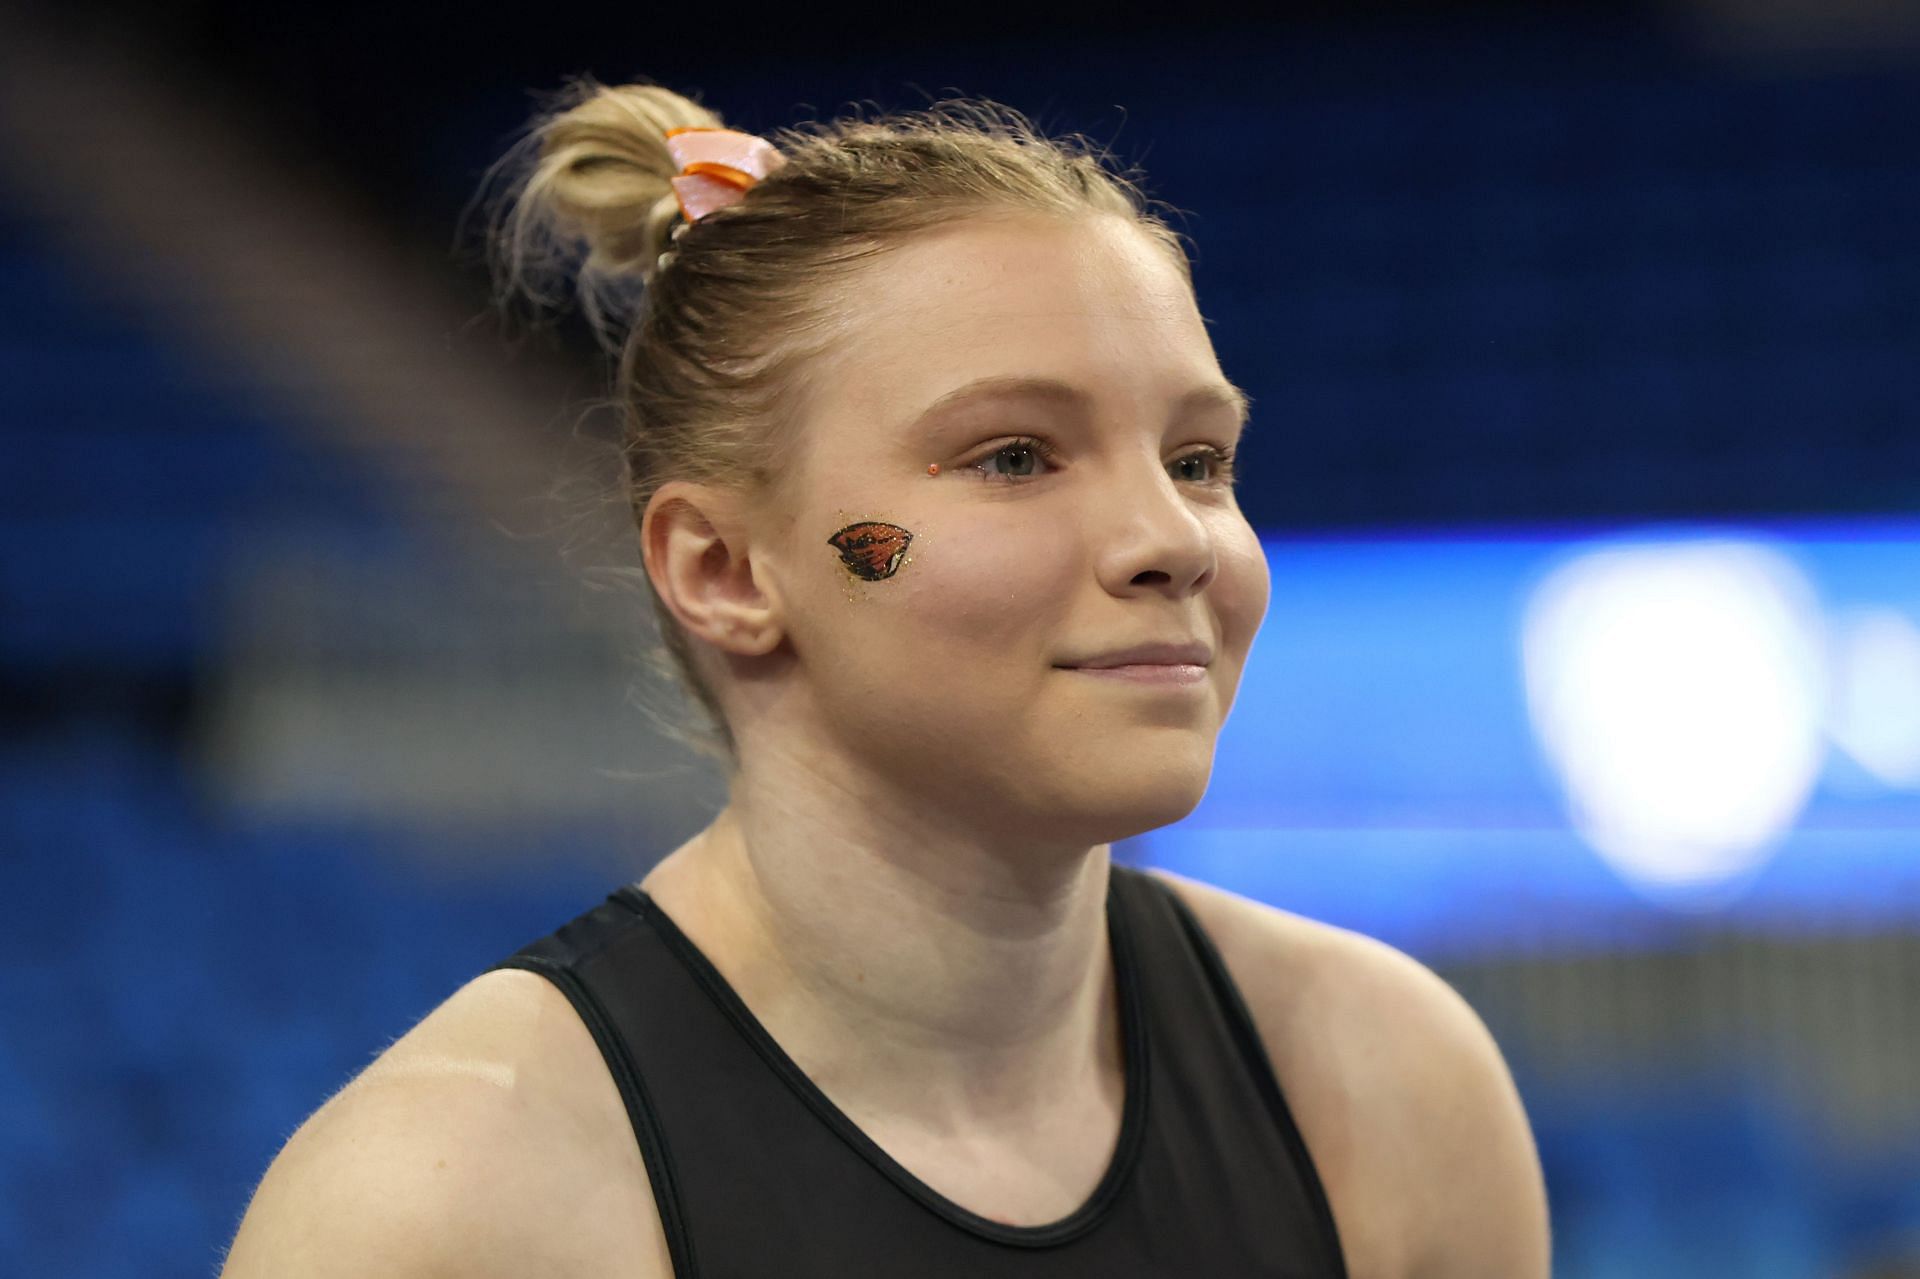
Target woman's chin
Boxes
[1033,752,1217,844]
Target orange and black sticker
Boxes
[827,521,913,582]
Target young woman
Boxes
[221,80,1550,1278]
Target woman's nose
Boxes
[1093,459,1218,597]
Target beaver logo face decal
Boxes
[827,521,913,582]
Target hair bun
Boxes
[485,77,726,339]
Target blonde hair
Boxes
[483,76,1193,769]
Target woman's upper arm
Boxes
[220,969,673,1279]
[218,1077,527,1278]
[1148,868,1552,1279]
[1346,939,1552,1279]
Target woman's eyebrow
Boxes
[1189,382,1252,430]
[905,376,1084,434]
[905,375,1251,435]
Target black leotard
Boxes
[489,863,1347,1278]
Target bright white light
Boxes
[1828,607,1920,789]
[1520,538,1827,906]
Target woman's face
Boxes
[751,212,1270,846]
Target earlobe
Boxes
[640,481,784,657]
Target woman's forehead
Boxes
[865,214,1188,315]
[815,215,1215,425]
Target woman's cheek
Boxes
[1214,520,1271,654]
[908,508,1072,644]
[818,503,1069,652]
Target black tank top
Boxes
[487,863,1348,1278]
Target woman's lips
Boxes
[1061,662,1208,685]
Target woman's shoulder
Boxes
[1140,864,1446,1149]
[1140,865,1442,1015]
[1141,867,1550,1279]
[221,968,670,1278]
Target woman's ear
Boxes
[641,480,785,657]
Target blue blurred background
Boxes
[2,0,1917,1274]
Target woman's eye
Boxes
[1173,446,1239,486]
[968,438,1056,483]
[963,439,1238,486]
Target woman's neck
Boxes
[638,783,1121,1135]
